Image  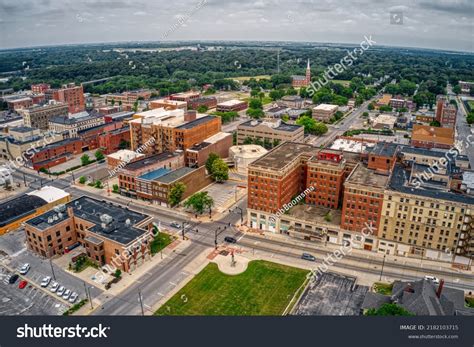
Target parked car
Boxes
[56,286,65,296]
[301,253,316,261]
[18,280,28,289]
[19,263,30,275]
[69,292,78,303]
[40,276,51,287]
[62,289,72,300]
[8,273,19,284]
[224,236,237,243]
[50,282,59,293]
[424,275,440,284]
[170,221,181,228]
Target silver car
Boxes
[50,282,59,293]
[19,263,30,275]
[69,292,78,303]
[62,289,72,300]
[40,276,51,287]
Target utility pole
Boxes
[83,281,93,309]
[138,290,145,316]
[214,227,220,249]
[48,247,56,281]
[181,222,185,240]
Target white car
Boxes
[62,289,72,300]
[56,286,65,296]
[40,276,51,287]
[424,275,440,284]
[170,221,181,228]
[69,292,78,303]
[50,282,59,293]
[19,263,30,275]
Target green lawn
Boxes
[150,233,173,255]
[373,282,393,295]
[466,297,474,308]
[155,260,309,316]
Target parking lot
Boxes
[293,272,369,316]
[0,266,68,315]
[204,181,246,213]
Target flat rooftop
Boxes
[139,167,171,181]
[217,99,246,107]
[124,152,180,171]
[313,104,338,111]
[155,167,195,184]
[176,115,216,130]
[26,196,149,245]
[389,164,474,205]
[286,204,342,227]
[239,119,302,133]
[250,142,316,170]
[370,142,399,157]
[346,164,389,188]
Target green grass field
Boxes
[155,260,309,316]
[467,100,474,111]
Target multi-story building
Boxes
[6,96,34,111]
[411,125,454,149]
[185,132,232,167]
[31,83,51,94]
[237,118,304,146]
[50,83,85,114]
[169,91,200,103]
[149,99,187,111]
[105,89,152,111]
[118,151,185,198]
[19,102,69,129]
[312,104,338,122]
[48,112,105,137]
[135,166,212,206]
[216,99,248,112]
[187,96,217,110]
[278,95,305,109]
[130,108,221,155]
[458,81,474,94]
[25,196,154,272]
[435,96,457,128]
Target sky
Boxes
[0,0,472,52]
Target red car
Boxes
[18,280,28,289]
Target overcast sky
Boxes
[0,0,472,52]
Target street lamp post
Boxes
[138,290,145,316]
[379,254,386,281]
[214,227,221,249]
[83,281,93,309]
[48,247,56,281]
[181,222,185,240]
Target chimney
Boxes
[67,206,74,218]
[184,110,197,122]
[436,279,444,298]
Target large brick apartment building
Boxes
[247,142,474,262]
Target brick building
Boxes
[149,99,187,111]
[291,59,311,88]
[312,104,338,122]
[185,132,232,167]
[187,96,217,110]
[50,83,85,114]
[25,196,154,273]
[105,89,152,111]
[237,118,304,146]
[216,99,248,112]
[411,125,454,149]
[19,102,69,130]
[169,91,200,103]
[31,83,51,94]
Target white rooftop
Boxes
[313,104,338,111]
[218,99,245,107]
[329,138,375,153]
[27,186,70,203]
[107,149,145,161]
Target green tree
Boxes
[248,98,263,109]
[80,154,91,166]
[247,108,264,119]
[94,150,104,161]
[169,182,186,207]
[379,105,393,112]
[243,137,253,145]
[197,105,208,113]
[205,153,220,173]
[112,184,119,193]
[78,176,87,184]
[281,114,290,122]
[118,139,129,149]
[184,192,214,214]
[211,158,229,182]
[365,303,414,316]
[368,103,375,111]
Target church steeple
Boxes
[306,59,311,83]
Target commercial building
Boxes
[458,81,474,94]
[216,99,248,112]
[411,125,454,149]
[312,104,338,122]
[278,95,305,109]
[49,83,85,114]
[48,112,105,137]
[105,89,152,111]
[25,196,154,272]
[31,83,51,94]
[5,96,34,111]
[134,166,211,206]
[291,59,311,88]
[106,149,145,170]
[169,91,200,103]
[19,102,69,130]
[265,106,290,118]
[0,186,70,235]
[118,151,185,197]
[236,118,304,146]
[149,99,187,111]
[185,132,232,167]
[130,108,221,155]
[369,114,397,130]
[435,96,457,128]
[187,96,217,110]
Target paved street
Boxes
[455,95,474,167]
